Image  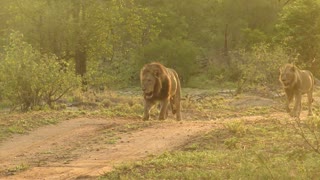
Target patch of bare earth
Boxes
[0,117,216,180]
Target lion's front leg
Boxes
[285,100,290,114]
[291,93,301,118]
[307,91,313,116]
[285,89,293,114]
[143,100,155,121]
[159,99,169,120]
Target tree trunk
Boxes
[72,0,87,79]
[75,46,87,77]
[224,24,230,66]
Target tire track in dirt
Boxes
[0,118,216,180]
[0,118,128,179]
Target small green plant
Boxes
[106,136,121,144]
[224,120,247,137]
[6,164,29,175]
[224,137,239,149]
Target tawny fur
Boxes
[140,62,181,120]
[279,64,314,118]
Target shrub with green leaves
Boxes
[230,43,291,93]
[134,38,199,84]
[0,31,81,110]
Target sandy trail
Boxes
[0,117,216,180]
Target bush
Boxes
[134,38,200,84]
[229,43,292,94]
[0,31,81,110]
[84,60,115,90]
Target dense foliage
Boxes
[0,32,81,110]
[230,43,291,93]
[1,0,320,108]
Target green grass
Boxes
[101,116,320,179]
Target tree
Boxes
[230,43,290,93]
[85,0,162,87]
[276,0,320,75]
[3,0,162,88]
[220,0,281,49]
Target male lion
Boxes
[140,62,181,120]
[279,64,314,118]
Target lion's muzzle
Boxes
[282,80,290,87]
[143,91,153,99]
[281,78,291,87]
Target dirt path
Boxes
[0,117,217,179]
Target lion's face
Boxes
[141,72,157,99]
[280,65,296,88]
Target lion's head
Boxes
[279,64,298,88]
[140,63,166,99]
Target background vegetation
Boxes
[1,1,320,178]
[0,0,320,109]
